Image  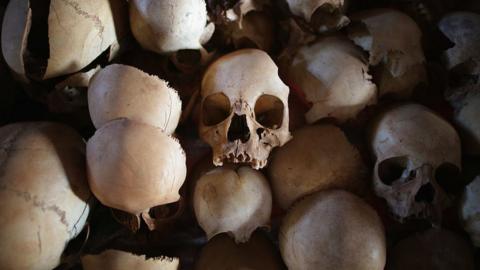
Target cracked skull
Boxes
[199,49,291,169]
[348,9,426,98]
[0,122,92,270]
[288,35,377,123]
[369,104,462,222]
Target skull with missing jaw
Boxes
[199,49,291,169]
[369,104,462,222]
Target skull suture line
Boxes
[199,49,291,169]
[369,104,462,222]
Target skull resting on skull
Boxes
[199,49,291,169]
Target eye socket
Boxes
[377,156,409,186]
[202,93,231,126]
[435,163,462,194]
[254,95,284,129]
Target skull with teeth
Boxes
[369,104,462,222]
[199,49,291,169]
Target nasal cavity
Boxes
[228,114,250,143]
[415,183,435,203]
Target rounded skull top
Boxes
[200,49,292,169]
[87,118,186,215]
[279,190,386,270]
[369,103,462,222]
[193,166,272,243]
[388,229,475,270]
[348,8,426,98]
[88,64,182,134]
[1,0,127,81]
[0,122,92,270]
[288,35,377,123]
[129,0,213,54]
[268,124,367,210]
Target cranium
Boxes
[348,9,426,98]
[453,90,480,155]
[388,229,475,270]
[369,104,462,222]
[199,49,291,169]
[193,166,272,243]
[460,176,480,247]
[1,0,127,81]
[439,12,480,100]
[286,0,350,32]
[129,0,214,55]
[268,124,367,210]
[438,12,480,70]
[279,190,386,270]
[288,35,377,123]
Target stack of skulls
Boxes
[86,64,187,230]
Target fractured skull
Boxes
[288,35,377,124]
[348,9,426,99]
[286,0,350,32]
[199,49,291,169]
[369,104,462,222]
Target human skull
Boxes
[129,0,214,54]
[370,104,461,222]
[199,49,291,169]
[388,229,475,270]
[348,9,426,98]
[193,166,272,243]
[439,12,480,99]
[438,12,480,70]
[87,119,186,230]
[288,35,377,123]
[88,64,182,134]
[460,176,480,247]
[453,90,480,155]
[195,231,284,270]
[279,190,386,270]
[268,124,367,210]
[369,104,462,222]
[286,0,350,32]
[1,0,127,81]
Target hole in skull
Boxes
[415,183,435,203]
[175,49,202,66]
[378,156,409,185]
[148,201,181,220]
[202,93,231,126]
[227,114,250,143]
[435,163,462,194]
[254,95,284,129]
[24,0,51,79]
[256,128,265,138]
[311,3,346,32]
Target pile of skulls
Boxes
[0,0,479,269]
